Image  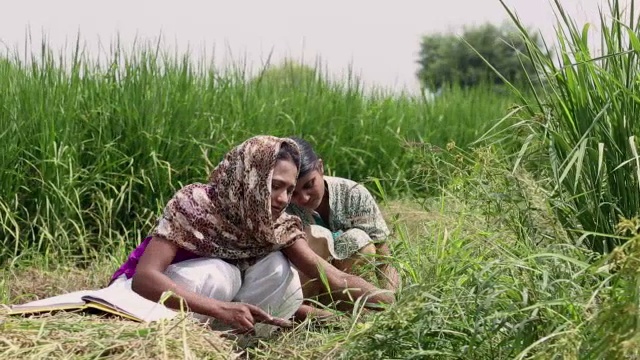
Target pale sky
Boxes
[0,0,624,93]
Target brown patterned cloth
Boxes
[152,135,305,270]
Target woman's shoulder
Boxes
[325,176,362,192]
[285,203,314,224]
[325,175,357,186]
[326,176,372,199]
[164,182,211,203]
[171,182,210,193]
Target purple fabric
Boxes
[109,236,200,284]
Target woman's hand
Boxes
[282,239,395,310]
[212,301,293,332]
[374,242,401,291]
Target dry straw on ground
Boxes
[0,260,239,359]
[0,311,236,359]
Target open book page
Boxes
[86,281,177,322]
[9,290,96,312]
[82,302,149,322]
[8,283,177,323]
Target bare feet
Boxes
[292,304,335,322]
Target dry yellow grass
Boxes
[0,312,236,359]
[0,259,238,359]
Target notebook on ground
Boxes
[7,282,177,322]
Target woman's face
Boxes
[270,159,298,220]
[291,161,325,211]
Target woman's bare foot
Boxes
[292,304,335,322]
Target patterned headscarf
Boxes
[151,135,305,269]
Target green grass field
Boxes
[0,45,519,263]
[2,0,640,358]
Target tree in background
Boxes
[416,23,545,90]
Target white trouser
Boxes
[115,251,303,335]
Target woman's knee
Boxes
[165,257,241,301]
[248,251,293,281]
[305,225,333,260]
[236,251,303,319]
[333,243,377,274]
[358,243,377,256]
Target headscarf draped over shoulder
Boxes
[151,135,305,268]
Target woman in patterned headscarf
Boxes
[111,135,394,333]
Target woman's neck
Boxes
[315,179,330,225]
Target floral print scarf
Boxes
[151,135,305,269]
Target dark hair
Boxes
[276,141,301,170]
[288,137,319,178]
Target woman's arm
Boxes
[346,184,401,291]
[132,236,291,331]
[282,238,395,309]
[374,242,401,290]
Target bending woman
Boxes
[110,135,393,333]
[286,136,401,293]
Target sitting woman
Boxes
[110,135,393,334]
[286,137,401,296]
